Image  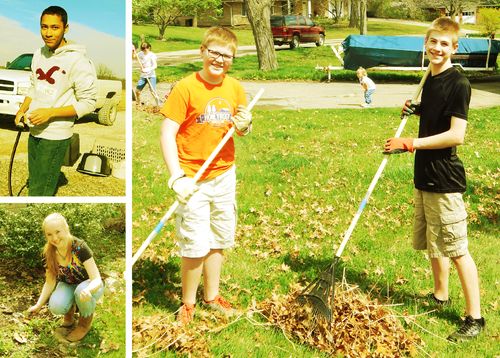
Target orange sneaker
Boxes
[177,303,195,325]
[203,295,235,316]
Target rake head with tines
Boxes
[297,257,339,323]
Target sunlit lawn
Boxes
[132,106,499,356]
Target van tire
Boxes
[98,99,117,126]
[290,35,300,49]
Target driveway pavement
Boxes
[140,79,500,110]
[240,80,500,110]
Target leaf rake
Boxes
[298,67,432,324]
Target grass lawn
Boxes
[132,106,499,356]
[0,204,126,357]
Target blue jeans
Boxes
[364,89,375,104]
[136,76,156,91]
[48,280,105,318]
[28,135,70,196]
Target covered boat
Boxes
[342,35,500,70]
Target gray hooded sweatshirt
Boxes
[27,42,97,140]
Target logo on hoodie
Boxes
[36,66,61,84]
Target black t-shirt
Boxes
[57,238,93,284]
[414,67,471,193]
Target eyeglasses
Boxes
[206,48,234,62]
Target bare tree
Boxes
[359,0,367,34]
[421,0,481,21]
[327,0,344,23]
[246,0,278,71]
[349,0,359,28]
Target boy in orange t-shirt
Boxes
[159,27,252,325]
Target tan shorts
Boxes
[175,166,236,258]
[413,189,468,258]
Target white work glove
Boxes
[232,105,252,135]
[168,172,199,204]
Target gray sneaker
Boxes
[447,315,485,342]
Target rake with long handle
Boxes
[131,88,265,267]
[298,67,432,323]
[133,47,161,106]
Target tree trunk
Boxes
[158,22,167,40]
[349,0,359,28]
[246,0,278,71]
[359,0,367,35]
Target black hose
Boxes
[8,126,27,196]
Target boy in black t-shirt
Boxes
[384,17,484,342]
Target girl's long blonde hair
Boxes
[42,213,72,278]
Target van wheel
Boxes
[316,34,325,46]
[98,99,117,126]
[290,35,300,49]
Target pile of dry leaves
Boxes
[260,282,422,357]
[136,105,161,114]
[132,314,211,357]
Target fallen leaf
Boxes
[13,332,27,344]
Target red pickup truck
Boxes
[271,15,326,49]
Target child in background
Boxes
[384,17,485,342]
[159,27,253,325]
[134,42,157,106]
[356,67,376,107]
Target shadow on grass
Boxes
[133,258,181,311]
[282,252,462,324]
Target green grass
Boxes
[132,24,256,52]
[132,106,499,356]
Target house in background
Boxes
[175,0,329,27]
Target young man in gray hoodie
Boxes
[15,5,97,196]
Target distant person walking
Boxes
[134,42,157,106]
[356,67,376,107]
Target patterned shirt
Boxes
[57,238,93,284]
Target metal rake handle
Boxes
[335,67,431,258]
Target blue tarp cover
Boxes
[342,35,500,70]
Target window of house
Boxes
[242,0,247,16]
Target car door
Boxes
[304,16,319,43]
[298,16,309,42]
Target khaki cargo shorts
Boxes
[175,166,236,258]
[413,189,468,258]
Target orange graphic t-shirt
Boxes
[160,72,247,181]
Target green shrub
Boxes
[0,204,124,269]
[478,8,500,38]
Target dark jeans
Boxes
[28,135,70,196]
